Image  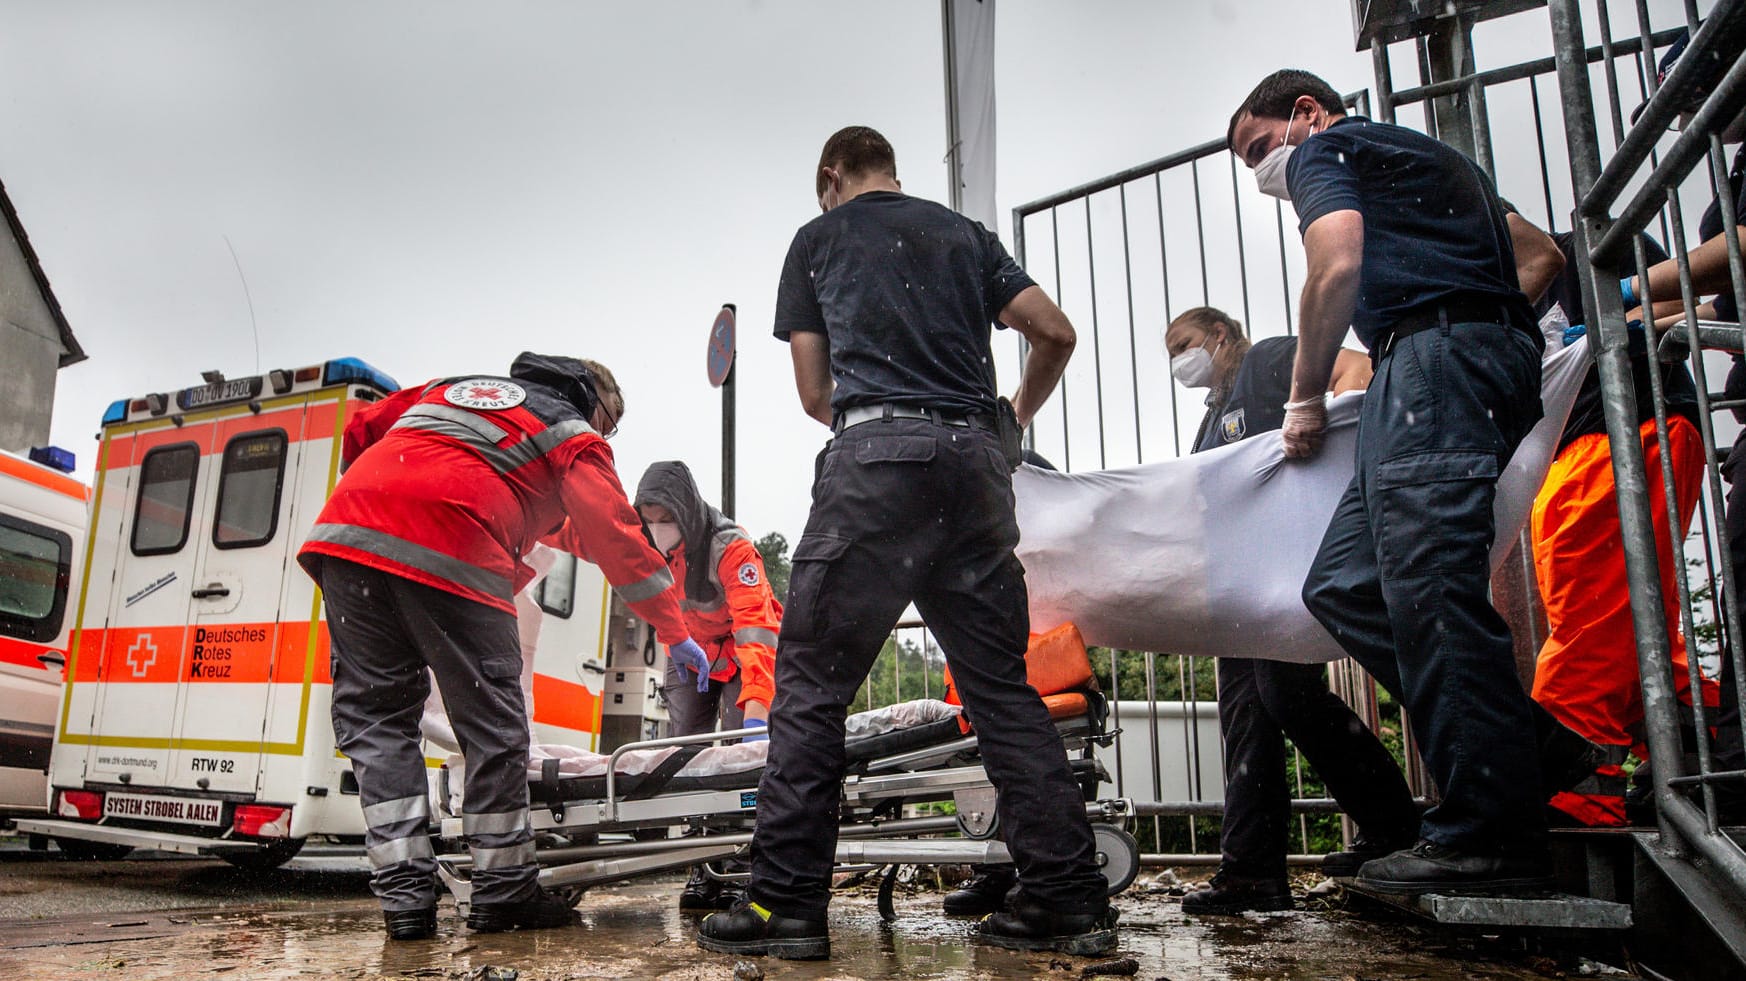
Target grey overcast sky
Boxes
[1,1,1699,545]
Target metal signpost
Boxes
[707,304,737,518]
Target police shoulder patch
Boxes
[445,379,527,410]
[737,562,760,587]
[1220,407,1247,443]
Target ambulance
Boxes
[18,359,614,867]
[0,450,89,823]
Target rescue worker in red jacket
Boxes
[634,460,782,911]
[297,353,707,941]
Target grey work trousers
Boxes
[321,557,539,912]
[663,653,745,737]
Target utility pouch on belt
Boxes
[996,397,1022,472]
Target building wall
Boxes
[0,223,64,453]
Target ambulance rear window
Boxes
[213,430,288,549]
[0,514,72,643]
[132,443,200,556]
[536,550,577,619]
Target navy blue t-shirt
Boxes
[1192,336,1295,454]
[1698,144,1746,323]
[773,191,1036,417]
[1287,116,1536,349]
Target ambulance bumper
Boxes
[14,818,257,855]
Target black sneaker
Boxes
[696,899,830,960]
[466,887,579,933]
[1322,832,1417,879]
[975,899,1119,956]
[382,907,437,940]
[1181,870,1292,915]
[1354,839,1553,896]
[942,866,1018,916]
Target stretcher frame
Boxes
[433,707,1141,917]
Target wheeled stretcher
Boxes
[433,684,1141,918]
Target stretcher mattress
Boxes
[1014,334,1591,664]
[445,699,969,809]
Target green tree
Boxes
[754,531,792,604]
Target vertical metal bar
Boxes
[1120,184,1144,464]
[1143,651,1163,809]
[1191,160,1211,305]
[1085,196,1109,470]
[1228,154,1253,327]
[1107,648,1125,798]
[1051,207,1071,472]
[1549,0,1687,855]
[1371,38,1397,124]
[1416,34,1440,141]
[1155,173,1183,459]
[1530,75,1560,233]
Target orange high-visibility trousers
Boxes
[1531,416,1717,825]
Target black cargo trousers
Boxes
[746,416,1108,921]
[1303,320,1547,854]
[320,557,539,913]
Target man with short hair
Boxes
[1228,70,1552,893]
[697,126,1115,959]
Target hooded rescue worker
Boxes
[634,460,782,911]
[297,353,707,941]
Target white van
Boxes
[19,360,614,867]
[0,450,89,822]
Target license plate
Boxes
[177,377,262,411]
[102,791,224,827]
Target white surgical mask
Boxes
[1171,338,1224,388]
[648,521,682,555]
[1253,112,1307,202]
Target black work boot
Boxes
[1181,869,1293,915]
[942,865,1018,916]
[1321,831,1418,879]
[696,899,830,960]
[679,866,739,911]
[1538,715,1607,798]
[382,906,437,940]
[1354,839,1553,896]
[466,887,579,933]
[975,897,1118,956]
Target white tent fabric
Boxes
[1014,335,1591,664]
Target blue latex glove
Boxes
[671,638,712,693]
[1563,322,1587,346]
[1620,276,1638,308]
[741,718,768,743]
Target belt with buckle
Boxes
[832,403,986,435]
[1376,297,1521,358]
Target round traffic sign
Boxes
[707,306,736,387]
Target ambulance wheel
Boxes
[1092,824,1139,897]
[53,837,133,861]
[220,838,305,870]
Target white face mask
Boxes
[648,521,682,555]
[1253,112,1307,201]
[1171,338,1224,388]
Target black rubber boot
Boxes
[679,866,736,911]
[383,907,437,940]
[942,865,1018,916]
[1354,839,1553,896]
[696,900,830,960]
[1181,870,1293,915]
[975,898,1118,956]
[466,887,579,933]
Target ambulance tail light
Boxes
[322,358,400,393]
[57,790,103,820]
[233,804,291,838]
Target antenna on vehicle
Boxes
[223,234,261,374]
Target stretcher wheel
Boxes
[1092,824,1139,897]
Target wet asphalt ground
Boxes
[0,839,1638,980]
